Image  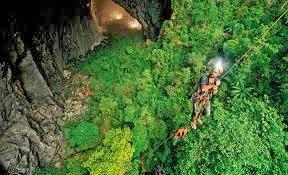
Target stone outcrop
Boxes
[113,0,172,39]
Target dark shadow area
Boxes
[160,0,173,21]
[0,163,8,175]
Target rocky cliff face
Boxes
[0,1,99,174]
[113,0,172,39]
[0,0,171,174]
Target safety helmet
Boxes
[212,60,223,74]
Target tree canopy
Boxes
[35,0,288,174]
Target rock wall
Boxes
[0,1,99,174]
[113,0,172,39]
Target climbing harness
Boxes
[153,4,288,152]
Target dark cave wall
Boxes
[0,0,171,174]
[0,1,99,174]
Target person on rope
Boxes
[174,60,223,139]
[174,128,188,139]
[191,61,223,129]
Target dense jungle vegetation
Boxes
[35,0,288,174]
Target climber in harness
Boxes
[190,61,223,129]
[174,60,223,139]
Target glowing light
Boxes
[111,12,123,20]
[214,59,223,74]
[215,60,222,70]
[128,20,142,29]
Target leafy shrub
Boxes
[65,159,88,175]
[64,121,100,151]
[83,128,134,175]
[174,98,288,174]
[33,165,65,175]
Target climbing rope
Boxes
[153,3,288,152]
[220,6,288,80]
[153,134,174,152]
[153,95,210,152]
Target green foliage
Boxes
[65,159,88,175]
[33,165,65,175]
[34,158,89,175]
[83,128,134,175]
[45,0,288,174]
[64,121,100,151]
[174,98,288,174]
[271,55,288,119]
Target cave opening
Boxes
[92,0,143,37]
